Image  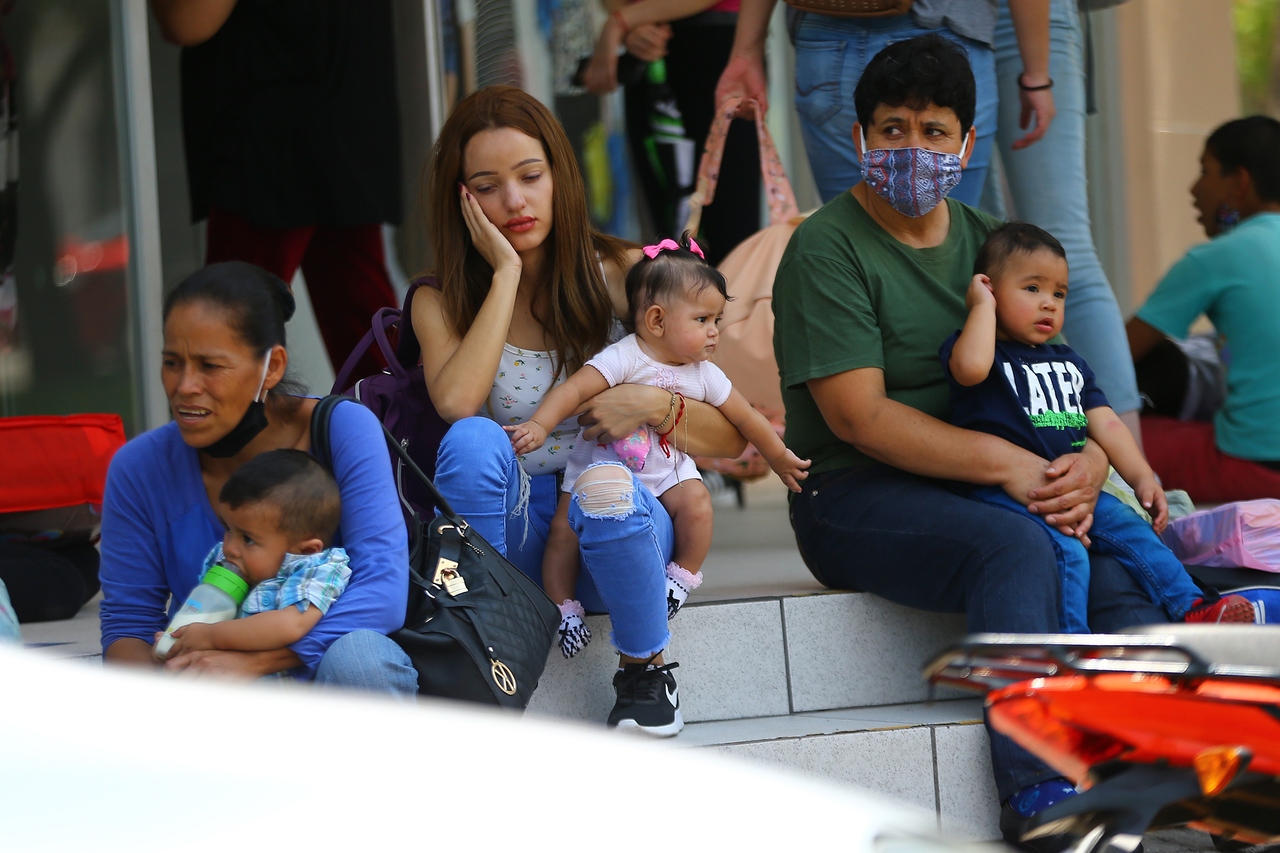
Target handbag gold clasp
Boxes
[491,659,517,695]
[432,556,459,586]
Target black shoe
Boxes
[607,659,683,737]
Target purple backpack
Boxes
[331,277,449,522]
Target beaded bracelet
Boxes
[656,393,686,459]
[655,390,679,433]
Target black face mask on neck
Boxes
[200,355,271,459]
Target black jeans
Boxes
[789,464,1171,801]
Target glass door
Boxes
[0,0,146,434]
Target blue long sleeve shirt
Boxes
[99,401,408,676]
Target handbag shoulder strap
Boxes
[684,97,799,236]
[309,394,467,529]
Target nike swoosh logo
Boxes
[666,684,679,708]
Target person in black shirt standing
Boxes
[151,0,401,380]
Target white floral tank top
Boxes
[486,343,581,475]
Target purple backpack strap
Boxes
[331,307,400,395]
[395,274,438,369]
[331,275,438,396]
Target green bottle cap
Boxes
[647,58,666,85]
[203,564,250,604]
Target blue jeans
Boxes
[793,15,998,205]
[973,488,1203,634]
[314,630,419,699]
[981,0,1140,414]
[789,464,1171,800]
[434,418,674,659]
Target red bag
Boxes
[0,414,126,514]
[686,98,807,480]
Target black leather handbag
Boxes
[311,396,560,709]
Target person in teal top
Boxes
[1127,116,1280,502]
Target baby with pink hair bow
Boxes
[507,233,810,658]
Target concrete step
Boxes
[680,698,1000,842]
[527,591,969,724]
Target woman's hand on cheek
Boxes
[458,184,521,277]
[575,383,666,444]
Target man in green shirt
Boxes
[772,34,1171,848]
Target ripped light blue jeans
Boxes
[982,0,1140,414]
[793,14,998,206]
[434,418,674,659]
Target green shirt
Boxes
[1136,212,1280,461]
[772,192,1002,475]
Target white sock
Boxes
[664,562,703,620]
[556,599,592,659]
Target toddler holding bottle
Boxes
[157,449,351,660]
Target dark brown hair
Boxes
[623,231,728,334]
[220,449,342,545]
[974,221,1067,280]
[426,85,631,377]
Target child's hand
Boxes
[504,421,548,456]
[769,448,812,493]
[966,274,996,311]
[1135,477,1170,534]
[166,622,217,659]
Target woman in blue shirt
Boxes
[99,262,414,690]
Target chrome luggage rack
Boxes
[923,632,1280,694]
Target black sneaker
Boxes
[607,659,683,737]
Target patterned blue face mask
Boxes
[1214,203,1242,233]
[859,129,968,217]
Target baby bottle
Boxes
[154,564,249,659]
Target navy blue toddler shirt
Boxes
[939,333,1111,460]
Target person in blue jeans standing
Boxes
[714,0,1056,206]
[981,0,1143,440]
[412,87,748,736]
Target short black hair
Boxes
[219,449,342,545]
[854,34,976,135]
[1205,116,1280,204]
[974,222,1067,280]
[623,231,729,334]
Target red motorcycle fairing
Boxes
[923,626,1280,850]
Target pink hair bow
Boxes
[641,237,705,260]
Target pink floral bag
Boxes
[686,99,805,481]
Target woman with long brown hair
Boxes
[412,86,745,734]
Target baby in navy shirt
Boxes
[941,223,1254,631]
